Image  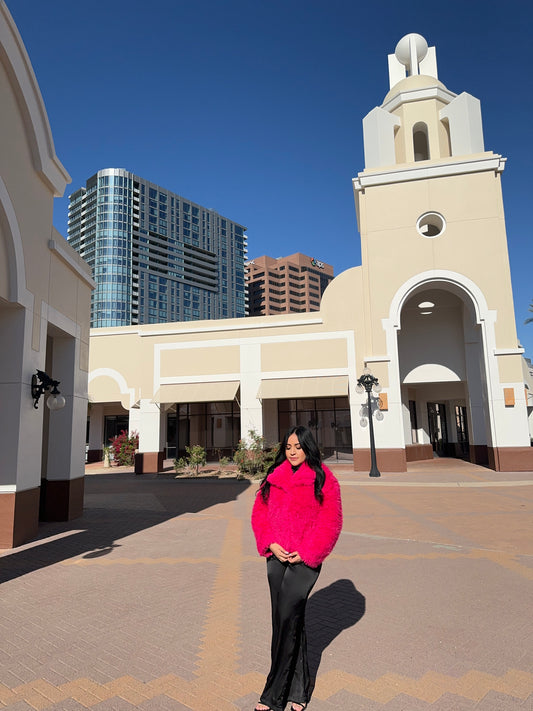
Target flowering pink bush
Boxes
[109,430,139,466]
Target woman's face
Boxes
[286,433,306,467]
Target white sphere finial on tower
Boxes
[395,33,428,76]
[388,33,438,91]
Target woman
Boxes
[251,425,343,711]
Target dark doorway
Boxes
[454,405,470,458]
[104,415,130,445]
[427,402,448,457]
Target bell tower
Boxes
[362,33,486,170]
[352,34,531,472]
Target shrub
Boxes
[173,456,187,473]
[173,444,206,476]
[186,444,206,475]
[216,454,231,476]
[109,430,139,466]
[233,430,279,479]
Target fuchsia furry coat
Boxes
[251,459,343,569]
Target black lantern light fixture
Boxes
[355,368,383,478]
[31,370,66,411]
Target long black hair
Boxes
[259,425,325,503]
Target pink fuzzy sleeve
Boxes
[251,489,273,557]
[297,471,343,568]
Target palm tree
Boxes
[526,301,533,325]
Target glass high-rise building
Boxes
[67,168,247,327]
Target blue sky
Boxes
[7,0,533,354]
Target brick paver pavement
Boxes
[1,459,532,710]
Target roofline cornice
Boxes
[353,154,506,192]
[382,85,457,112]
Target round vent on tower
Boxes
[417,212,446,239]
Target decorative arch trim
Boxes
[387,270,495,330]
[0,4,70,196]
[88,367,135,410]
[0,176,26,302]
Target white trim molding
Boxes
[385,270,495,330]
[494,348,525,356]
[139,316,323,338]
[0,175,27,303]
[353,154,506,192]
[0,485,17,494]
[383,85,457,112]
[43,302,81,340]
[89,316,324,339]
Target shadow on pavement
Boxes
[306,578,366,688]
[0,473,251,585]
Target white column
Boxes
[0,307,42,491]
[239,343,263,439]
[88,403,104,451]
[464,339,489,447]
[47,335,86,482]
[400,388,412,446]
[439,92,484,156]
[128,406,142,439]
[137,399,162,453]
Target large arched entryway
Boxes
[397,285,490,465]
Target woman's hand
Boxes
[269,543,289,562]
[287,551,302,564]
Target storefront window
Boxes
[166,400,240,459]
[104,414,130,445]
[277,397,352,460]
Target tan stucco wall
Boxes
[161,345,241,377]
[48,233,92,338]
[88,267,365,405]
[498,354,525,384]
[0,34,92,348]
[261,338,348,372]
[357,166,520,373]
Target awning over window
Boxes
[257,376,349,400]
[152,381,239,404]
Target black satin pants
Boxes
[260,556,321,711]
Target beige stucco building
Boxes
[0,2,94,547]
[88,33,532,475]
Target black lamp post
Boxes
[356,368,382,478]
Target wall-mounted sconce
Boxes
[31,370,66,410]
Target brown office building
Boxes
[246,253,334,316]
